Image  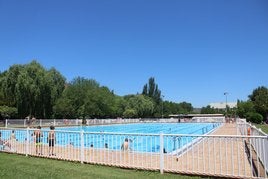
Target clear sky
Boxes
[0,0,268,107]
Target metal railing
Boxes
[5,119,82,128]
[237,118,268,176]
[5,117,227,128]
[4,119,143,128]
[0,125,267,178]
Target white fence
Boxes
[86,118,140,125]
[191,116,225,123]
[237,118,268,176]
[5,117,227,128]
[5,119,82,128]
[4,119,142,128]
[0,124,267,178]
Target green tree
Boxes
[123,109,137,118]
[0,105,17,119]
[178,102,193,114]
[53,97,76,118]
[44,68,66,118]
[0,60,65,118]
[246,112,263,124]
[249,86,268,120]
[54,77,118,119]
[1,64,24,107]
[54,77,99,118]
[124,95,155,118]
[201,105,216,114]
[83,86,116,118]
[237,100,255,118]
[163,101,179,115]
[142,77,161,104]
[113,96,126,117]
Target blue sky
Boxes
[0,0,268,107]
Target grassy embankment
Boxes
[254,124,268,134]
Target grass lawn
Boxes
[0,153,201,179]
[254,124,268,134]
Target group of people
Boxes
[2,127,134,155]
[32,125,56,156]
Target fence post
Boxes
[24,119,26,127]
[80,130,84,164]
[236,122,238,135]
[160,132,164,174]
[26,127,29,156]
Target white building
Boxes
[209,102,237,109]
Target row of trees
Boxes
[53,77,193,119]
[0,61,193,119]
[1,61,266,123]
[0,61,65,119]
[237,86,268,124]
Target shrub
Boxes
[246,112,263,124]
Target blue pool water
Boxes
[59,122,218,135]
[1,123,221,153]
[57,123,220,153]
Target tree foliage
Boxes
[5,61,268,121]
[123,95,154,118]
[0,63,197,119]
[178,102,193,114]
[248,86,268,120]
[237,100,255,118]
[201,105,220,114]
[246,112,263,124]
[142,77,161,104]
[0,105,17,119]
[237,86,268,123]
[53,77,118,119]
[0,60,66,118]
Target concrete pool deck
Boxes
[170,123,252,178]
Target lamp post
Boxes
[161,95,164,119]
[224,92,228,117]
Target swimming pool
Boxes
[1,123,221,153]
[59,122,218,134]
[56,123,221,153]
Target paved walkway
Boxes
[166,123,253,178]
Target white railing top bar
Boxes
[237,118,267,136]
[164,133,268,138]
[251,124,267,136]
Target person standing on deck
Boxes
[33,126,43,155]
[48,126,56,156]
[121,138,129,151]
[9,130,16,151]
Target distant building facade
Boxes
[168,114,225,123]
[209,102,237,109]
